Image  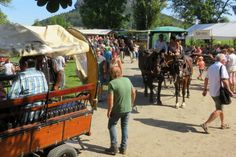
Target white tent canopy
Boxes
[0,24,89,57]
[75,28,113,36]
[187,22,236,40]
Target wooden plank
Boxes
[30,122,64,152]
[63,113,92,140]
[0,83,95,109]
[0,131,31,157]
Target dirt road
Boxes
[76,57,236,157]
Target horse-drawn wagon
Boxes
[0,24,98,157]
[138,26,193,108]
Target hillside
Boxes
[35,8,183,28]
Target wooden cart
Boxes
[0,25,98,157]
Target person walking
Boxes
[197,56,205,80]
[105,66,136,155]
[201,54,234,134]
[226,48,236,93]
[96,48,107,101]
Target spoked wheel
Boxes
[47,144,77,157]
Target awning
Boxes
[0,24,89,57]
[74,28,113,36]
[187,22,236,40]
[151,26,187,33]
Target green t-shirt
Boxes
[108,77,133,113]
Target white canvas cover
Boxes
[0,24,89,57]
[75,28,113,35]
[187,22,236,40]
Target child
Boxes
[197,56,205,80]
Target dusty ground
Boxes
[75,57,236,157]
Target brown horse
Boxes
[138,49,164,104]
[164,54,193,108]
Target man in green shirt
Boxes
[105,66,136,155]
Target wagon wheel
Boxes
[47,144,77,157]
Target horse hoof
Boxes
[156,101,163,105]
[175,103,180,109]
[187,95,190,98]
[149,99,154,103]
[180,103,186,108]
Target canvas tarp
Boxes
[74,28,113,36]
[0,24,89,57]
[187,22,236,40]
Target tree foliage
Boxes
[0,11,9,24]
[171,0,233,25]
[33,15,71,28]
[36,0,72,13]
[0,0,10,6]
[0,0,10,24]
[34,9,83,27]
[79,0,128,29]
[133,0,167,29]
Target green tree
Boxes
[0,0,11,24]
[47,15,71,28]
[79,0,128,29]
[33,19,42,26]
[0,0,10,6]
[171,0,233,25]
[133,0,167,29]
[0,11,9,24]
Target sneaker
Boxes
[201,123,209,134]
[119,147,126,155]
[105,146,118,155]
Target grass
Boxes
[1,57,82,88]
[64,60,82,88]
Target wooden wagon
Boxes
[0,24,98,157]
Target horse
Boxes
[138,49,164,105]
[164,54,193,108]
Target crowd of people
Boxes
[1,33,236,155]
[88,35,137,155]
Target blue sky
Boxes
[0,0,235,25]
[0,0,77,25]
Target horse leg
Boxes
[144,83,148,97]
[181,77,187,108]
[156,76,164,105]
[149,82,154,103]
[143,74,148,97]
[186,76,191,98]
[174,78,180,109]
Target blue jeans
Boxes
[108,112,130,149]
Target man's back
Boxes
[108,77,133,113]
[8,67,48,99]
[53,56,65,72]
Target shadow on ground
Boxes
[80,142,108,155]
[134,118,204,134]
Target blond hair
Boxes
[110,66,122,79]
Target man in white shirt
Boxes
[201,54,233,134]
[52,56,66,90]
[3,58,15,75]
[154,34,168,54]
